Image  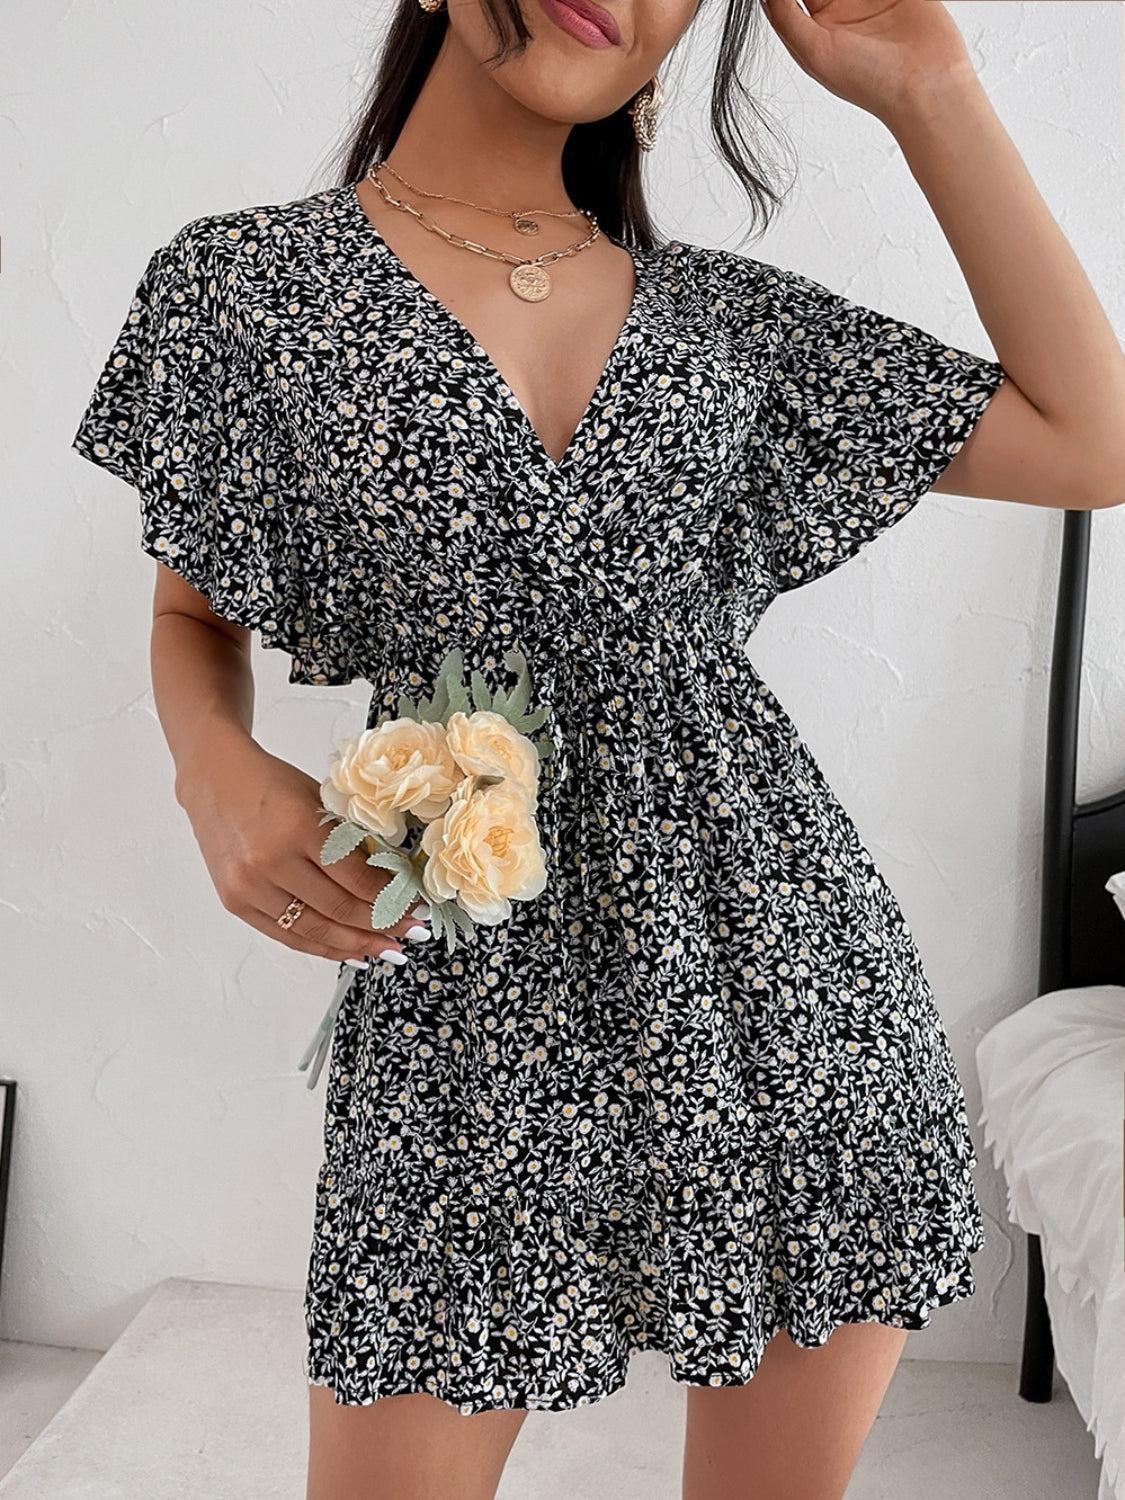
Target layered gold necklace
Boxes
[365,158,601,303]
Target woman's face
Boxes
[448,0,699,125]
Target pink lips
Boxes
[536,0,621,47]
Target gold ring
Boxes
[277,896,306,930]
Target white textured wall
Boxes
[3,1,1122,1368]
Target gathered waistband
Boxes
[347,564,751,693]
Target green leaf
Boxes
[435,647,463,692]
[395,692,418,720]
[426,898,464,954]
[370,869,423,930]
[424,670,451,722]
[534,733,556,760]
[430,648,471,721]
[367,850,414,876]
[470,670,492,712]
[446,902,477,939]
[320,820,368,865]
[512,704,551,734]
[502,650,532,719]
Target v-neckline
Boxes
[343,179,652,475]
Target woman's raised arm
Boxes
[763,0,1125,510]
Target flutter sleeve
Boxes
[735,262,1006,594]
[71,227,358,686]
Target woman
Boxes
[72,0,1123,1493]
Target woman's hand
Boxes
[175,728,428,966]
[762,0,973,122]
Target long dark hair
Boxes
[329,0,790,252]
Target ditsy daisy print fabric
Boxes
[72,182,1006,1415]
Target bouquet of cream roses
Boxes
[296,647,554,1088]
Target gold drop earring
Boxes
[418,0,445,12]
[629,73,664,152]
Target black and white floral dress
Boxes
[72,181,1005,1414]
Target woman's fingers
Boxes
[289,857,427,946]
[234,881,386,964]
[221,867,408,964]
[762,0,827,72]
[292,854,400,939]
[320,840,403,905]
[312,840,432,936]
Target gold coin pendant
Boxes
[509,262,552,302]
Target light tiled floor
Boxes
[0,1279,1104,1498]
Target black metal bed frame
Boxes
[1021,507,1125,1402]
[0,1078,14,1321]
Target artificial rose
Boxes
[320,719,464,846]
[444,709,541,808]
[420,777,547,924]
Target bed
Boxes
[975,508,1125,1500]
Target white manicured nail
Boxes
[344,958,369,970]
[379,948,408,966]
[410,901,431,919]
[404,924,432,942]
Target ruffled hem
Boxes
[73,396,364,690]
[738,257,1008,597]
[134,525,363,689]
[302,1090,985,1414]
[305,1265,981,1417]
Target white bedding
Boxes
[976,984,1125,1500]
